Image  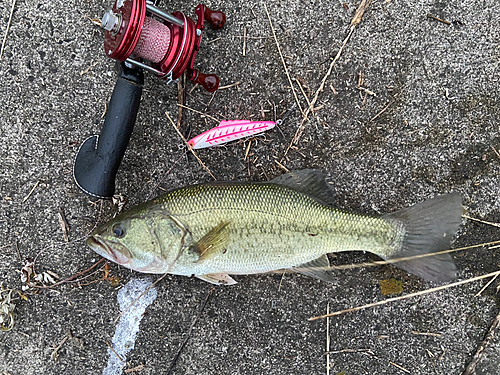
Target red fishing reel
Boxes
[101,0,226,92]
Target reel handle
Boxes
[204,6,226,30]
[73,63,144,198]
[190,68,219,92]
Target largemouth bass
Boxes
[87,170,462,285]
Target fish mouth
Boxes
[86,235,130,265]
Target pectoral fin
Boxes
[196,273,237,285]
[192,221,230,263]
[293,255,335,283]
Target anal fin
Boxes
[196,273,237,285]
[293,255,335,283]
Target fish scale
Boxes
[147,183,398,276]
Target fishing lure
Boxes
[187,120,276,149]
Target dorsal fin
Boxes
[270,169,334,205]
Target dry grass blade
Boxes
[106,340,125,362]
[308,270,500,321]
[218,81,241,90]
[177,104,220,123]
[464,215,500,228]
[80,61,98,75]
[177,73,186,128]
[427,14,451,25]
[370,99,395,122]
[286,0,372,153]
[327,348,372,354]
[242,25,247,56]
[264,3,306,120]
[490,145,500,160]
[389,361,410,374]
[412,331,442,337]
[0,0,16,59]
[165,111,216,180]
[22,181,40,203]
[475,272,499,297]
[326,302,330,375]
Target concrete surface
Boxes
[1,0,500,374]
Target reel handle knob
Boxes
[190,69,219,92]
[204,6,226,30]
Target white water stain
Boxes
[103,279,157,375]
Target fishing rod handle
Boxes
[73,63,144,198]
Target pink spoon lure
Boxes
[187,120,276,149]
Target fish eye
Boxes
[112,224,125,238]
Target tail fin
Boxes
[382,193,462,282]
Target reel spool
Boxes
[101,0,226,91]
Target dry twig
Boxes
[390,361,410,374]
[166,288,214,375]
[22,181,40,203]
[427,14,451,25]
[464,215,500,228]
[58,207,70,242]
[218,81,241,90]
[51,334,69,361]
[309,270,500,321]
[0,0,16,59]
[462,309,500,375]
[28,258,105,290]
[124,364,146,373]
[242,26,247,56]
[106,340,125,363]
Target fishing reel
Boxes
[102,0,225,91]
[74,0,226,198]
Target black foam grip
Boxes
[74,64,143,198]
